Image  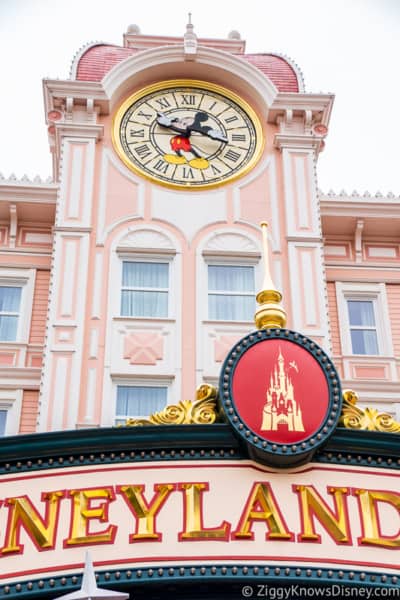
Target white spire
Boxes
[53,552,129,600]
[184,12,197,58]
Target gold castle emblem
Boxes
[261,349,305,432]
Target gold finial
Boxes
[254,222,287,329]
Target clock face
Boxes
[112,80,264,189]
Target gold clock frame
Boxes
[111,79,265,190]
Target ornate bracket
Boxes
[125,384,220,426]
[339,389,400,433]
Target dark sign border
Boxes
[219,328,342,467]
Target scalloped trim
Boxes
[319,188,400,200]
[0,173,54,185]
[69,40,113,80]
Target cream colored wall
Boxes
[322,198,400,414]
[0,188,54,433]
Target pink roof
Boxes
[75,45,137,82]
[75,44,300,93]
[241,54,300,93]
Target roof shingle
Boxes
[75,44,300,93]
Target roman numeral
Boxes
[224,149,241,162]
[137,110,152,121]
[153,159,169,174]
[156,97,171,109]
[232,134,246,142]
[181,94,197,105]
[224,115,239,124]
[208,101,217,111]
[134,144,152,159]
[211,164,222,175]
[129,128,145,138]
[182,167,195,179]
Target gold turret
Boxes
[254,222,287,329]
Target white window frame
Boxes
[0,269,35,343]
[0,390,22,435]
[204,257,259,323]
[113,378,172,424]
[336,282,393,356]
[117,253,175,320]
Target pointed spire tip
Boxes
[254,221,287,330]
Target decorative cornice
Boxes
[125,384,220,426]
[43,79,108,118]
[340,389,400,433]
[320,197,400,219]
[269,92,334,126]
[0,367,41,389]
[274,133,324,152]
[0,422,399,476]
[3,563,398,600]
[0,182,58,204]
[54,122,104,142]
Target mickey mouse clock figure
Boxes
[112,80,264,189]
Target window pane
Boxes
[0,316,18,341]
[208,265,254,292]
[116,386,167,418]
[209,294,255,321]
[347,300,375,326]
[121,290,168,317]
[122,262,168,288]
[351,329,379,355]
[0,410,7,436]
[0,287,21,312]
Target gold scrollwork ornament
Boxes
[125,384,220,426]
[340,389,400,433]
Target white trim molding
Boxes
[336,282,393,357]
[0,389,22,435]
[0,268,36,343]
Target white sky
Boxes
[0,0,399,194]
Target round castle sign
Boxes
[219,328,342,467]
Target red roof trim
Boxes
[75,44,300,92]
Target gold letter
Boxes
[293,485,351,544]
[178,483,230,540]
[232,482,292,540]
[2,491,64,554]
[354,488,400,548]
[65,487,116,545]
[117,484,175,542]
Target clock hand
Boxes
[189,112,228,143]
[157,112,189,135]
[158,112,228,143]
[156,112,173,128]
[205,129,228,143]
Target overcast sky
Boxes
[0,0,399,194]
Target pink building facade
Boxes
[0,24,399,436]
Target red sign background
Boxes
[232,339,329,443]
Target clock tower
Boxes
[112,80,263,189]
[39,21,333,430]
